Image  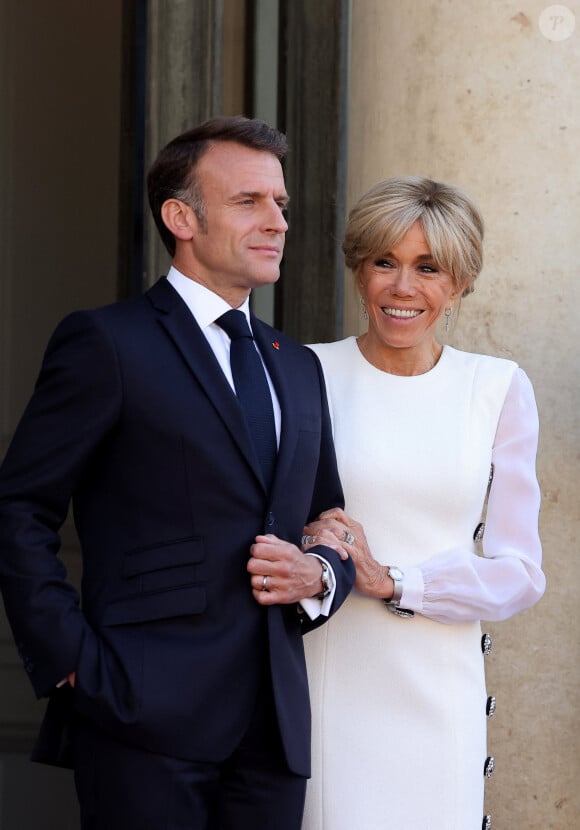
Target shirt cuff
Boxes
[400,566,424,612]
[299,553,337,620]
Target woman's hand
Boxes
[300,512,352,561]
[302,508,394,599]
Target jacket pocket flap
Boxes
[102,585,206,625]
[122,537,204,578]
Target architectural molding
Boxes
[143,0,224,287]
[277,0,350,343]
[0,0,14,455]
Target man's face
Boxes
[177,141,289,301]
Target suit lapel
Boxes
[147,278,264,488]
[252,316,300,494]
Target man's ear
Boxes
[160,199,195,242]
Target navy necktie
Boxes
[216,309,277,488]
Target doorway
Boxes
[0,2,124,826]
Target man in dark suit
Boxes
[0,116,354,829]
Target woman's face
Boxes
[358,221,463,361]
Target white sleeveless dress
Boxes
[302,338,544,830]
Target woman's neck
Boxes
[356,335,443,376]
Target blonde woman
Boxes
[301,177,545,830]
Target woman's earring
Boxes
[444,306,453,333]
[360,295,368,320]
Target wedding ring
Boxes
[262,575,269,591]
[343,531,355,545]
[301,534,318,546]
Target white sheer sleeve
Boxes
[402,368,546,623]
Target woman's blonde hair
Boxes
[343,176,484,295]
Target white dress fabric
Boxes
[302,338,545,830]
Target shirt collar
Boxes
[167,266,252,331]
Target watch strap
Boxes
[314,559,331,599]
[386,566,404,605]
[383,566,414,618]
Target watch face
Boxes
[388,567,403,581]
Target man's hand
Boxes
[248,534,324,605]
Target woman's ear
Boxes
[460,276,476,298]
[160,199,195,242]
[452,278,471,302]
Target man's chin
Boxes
[250,270,281,288]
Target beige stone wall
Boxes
[346,1,580,826]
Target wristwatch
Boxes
[315,559,331,599]
[383,566,414,618]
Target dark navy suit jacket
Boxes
[0,277,354,777]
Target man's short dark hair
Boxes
[147,116,288,256]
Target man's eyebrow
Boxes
[232,190,290,205]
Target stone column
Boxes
[277,0,350,343]
[346,1,580,827]
[144,0,224,285]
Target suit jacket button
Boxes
[481,633,493,655]
[486,695,497,717]
[484,756,495,778]
[482,816,492,830]
[265,512,275,528]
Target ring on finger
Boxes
[301,534,318,545]
[343,530,355,545]
[262,575,269,592]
